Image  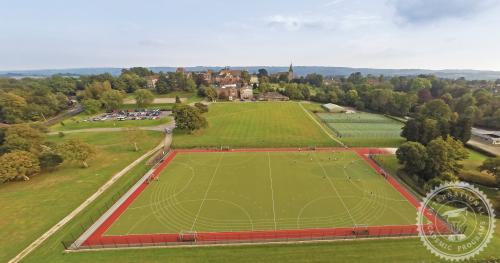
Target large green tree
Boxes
[479,157,500,186]
[57,139,96,168]
[134,89,154,108]
[0,91,28,123]
[100,90,124,111]
[396,142,428,175]
[0,150,40,182]
[172,105,207,132]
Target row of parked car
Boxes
[89,109,164,122]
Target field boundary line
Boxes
[267,152,278,230]
[7,136,169,263]
[298,102,346,148]
[190,153,225,231]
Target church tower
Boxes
[288,63,294,82]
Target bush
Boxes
[194,102,208,113]
[58,132,65,137]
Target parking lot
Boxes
[87,109,170,122]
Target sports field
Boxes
[317,112,404,138]
[99,150,417,238]
[172,102,339,148]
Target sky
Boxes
[1,0,500,71]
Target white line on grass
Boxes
[298,102,347,148]
[267,152,278,230]
[190,153,224,231]
[312,152,357,226]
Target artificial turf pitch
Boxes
[94,149,418,241]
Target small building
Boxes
[472,128,500,145]
[257,92,289,101]
[145,75,159,88]
[217,85,238,101]
[239,86,253,100]
[322,103,346,113]
[250,75,259,86]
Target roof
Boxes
[322,103,345,111]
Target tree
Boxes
[396,142,428,175]
[410,77,432,92]
[124,127,146,151]
[134,89,154,108]
[0,91,28,123]
[172,105,207,132]
[305,73,324,87]
[344,90,359,106]
[200,86,217,101]
[479,157,500,186]
[82,81,112,100]
[39,152,64,171]
[421,99,452,121]
[58,139,96,168]
[155,74,170,94]
[82,99,102,114]
[194,102,208,113]
[100,90,124,111]
[451,117,473,143]
[257,69,268,78]
[241,70,251,83]
[424,137,468,181]
[121,67,154,77]
[1,124,44,153]
[0,151,40,182]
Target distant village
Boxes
[145,66,294,101]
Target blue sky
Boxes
[1,0,500,70]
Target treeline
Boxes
[255,72,499,131]
[0,124,96,183]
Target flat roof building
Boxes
[472,127,500,145]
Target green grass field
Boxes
[19,151,500,263]
[315,112,405,147]
[317,112,404,138]
[0,131,164,263]
[106,150,416,235]
[172,102,339,148]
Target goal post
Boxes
[178,231,198,242]
[220,145,231,151]
[352,224,369,236]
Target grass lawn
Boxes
[0,131,164,263]
[50,114,171,131]
[459,149,497,187]
[106,150,416,235]
[172,102,339,148]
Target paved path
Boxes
[298,102,347,148]
[8,132,173,263]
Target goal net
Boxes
[352,224,369,236]
[220,145,231,151]
[178,231,198,242]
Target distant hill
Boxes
[1,66,500,80]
